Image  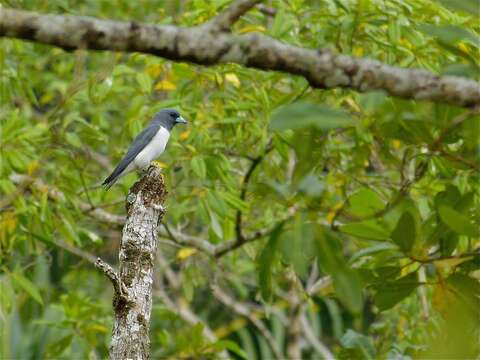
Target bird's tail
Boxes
[102,166,124,190]
[102,175,117,190]
[102,155,134,190]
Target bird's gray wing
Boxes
[102,122,160,188]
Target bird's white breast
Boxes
[133,126,170,169]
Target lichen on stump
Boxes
[110,165,166,360]
[127,165,167,213]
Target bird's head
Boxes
[153,109,188,130]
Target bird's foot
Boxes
[139,167,149,176]
[150,161,164,170]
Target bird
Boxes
[102,109,187,189]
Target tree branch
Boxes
[154,252,229,359]
[108,165,167,360]
[300,312,334,359]
[54,237,99,264]
[211,283,284,359]
[235,141,273,243]
[256,4,277,17]
[52,236,134,306]
[1,7,479,107]
[285,269,304,359]
[95,257,132,306]
[307,275,332,297]
[214,219,277,257]
[205,0,262,32]
[161,223,216,256]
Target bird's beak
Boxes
[176,116,187,124]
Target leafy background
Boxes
[1,0,479,359]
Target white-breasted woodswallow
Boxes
[102,109,187,189]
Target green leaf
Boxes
[316,227,363,313]
[340,329,376,359]
[269,9,296,38]
[212,340,248,360]
[65,133,82,148]
[347,188,384,217]
[136,73,152,93]
[12,272,43,305]
[332,269,363,314]
[279,217,315,278]
[442,63,480,78]
[46,334,73,357]
[190,156,206,179]
[391,211,416,253]
[297,174,324,197]
[206,191,228,217]
[438,0,480,14]
[113,64,135,75]
[0,280,13,313]
[340,221,390,241]
[237,328,257,360]
[350,243,397,263]
[373,272,419,311]
[446,273,480,311]
[358,91,387,114]
[257,223,284,301]
[208,210,223,239]
[439,205,478,237]
[221,191,249,213]
[30,232,56,246]
[434,185,462,209]
[418,24,480,47]
[270,103,354,131]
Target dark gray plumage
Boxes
[103,109,187,189]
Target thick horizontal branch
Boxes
[1,8,479,107]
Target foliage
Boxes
[1,0,479,359]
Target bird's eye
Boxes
[169,112,177,118]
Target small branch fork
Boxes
[235,139,274,244]
[205,0,262,32]
[211,281,284,359]
[95,257,132,306]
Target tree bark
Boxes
[1,7,479,108]
[107,166,167,360]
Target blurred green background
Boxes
[1,0,479,358]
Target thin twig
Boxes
[233,139,274,247]
[235,141,273,241]
[55,238,98,264]
[95,257,131,304]
[215,217,279,257]
[300,312,334,359]
[307,276,332,297]
[211,283,284,359]
[417,266,429,320]
[256,3,276,16]
[205,0,263,32]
